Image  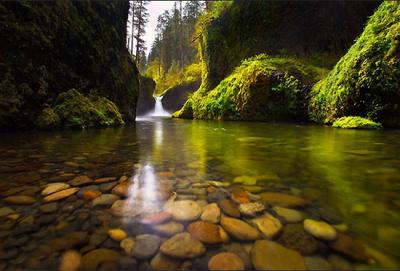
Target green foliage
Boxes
[35,108,60,129]
[175,54,327,121]
[332,116,382,130]
[309,1,400,127]
[54,89,124,129]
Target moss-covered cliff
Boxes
[198,1,379,92]
[175,0,379,122]
[0,0,139,129]
[136,76,156,116]
[309,1,400,127]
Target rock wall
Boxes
[0,0,139,129]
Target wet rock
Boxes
[333,223,349,233]
[41,182,70,196]
[150,252,181,270]
[157,171,175,178]
[92,194,119,207]
[272,206,304,223]
[4,195,36,205]
[42,188,79,202]
[131,234,161,260]
[239,202,266,216]
[141,212,172,225]
[192,182,209,188]
[252,213,282,239]
[201,203,220,223]
[233,176,257,186]
[251,240,306,270]
[242,186,264,194]
[160,232,206,259]
[45,231,88,253]
[208,181,230,188]
[277,224,324,255]
[83,190,101,200]
[329,233,367,261]
[39,202,58,213]
[120,237,135,255]
[152,221,184,237]
[69,175,93,187]
[260,192,306,207]
[59,250,81,271]
[165,200,202,221]
[188,221,227,244]
[175,180,190,189]
[231,189,250,204]
[176,194,197,201]
[99,181,117,192]
[327,254,353,270]
[90,232,108,247]
[208,252,245,270]
[207,189,229,203]
[94,177,116,184]
[223,243,252,269]
[304,256,333,270]
[80,248,119,270]
[218,199,240,218]
[177,188,206,196]
[0,207,16,217]
[36,214,56,226]
[108,229,127,242]
[220,216,259,241]
[119,256,137,270]
[303,219,337,241]
[111,182,130,197]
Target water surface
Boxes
[0,118,399,269]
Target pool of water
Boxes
[0,118,399,269]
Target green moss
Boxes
[54,89,124,129]
[35,108,60,129]
[332,116,382,130]
[175,54,327,121]
[309,1,400,127]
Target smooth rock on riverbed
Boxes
[42,188,79,202]
[272,206,304,223]
[251,240,306,270]
[188,221,228,244]
[165,200,202,221]
[41,182,70,196]
[131,234,161,260]
[208,252,245,270]
[220,216,260,241]
[252,213,282,239]
[152,221,185,237]
[303,219,338,241]
[200,203,221,223]
[4,195,37,205]
[160,233,206,259]
[80,248,119,270]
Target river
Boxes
[0,117,399,269]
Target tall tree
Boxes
[134,0,149,67]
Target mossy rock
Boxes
[309,1,400,127]
[332,116,382,130]
[175,54,327,121]
[35,108,60,129]
[54,89,124,129]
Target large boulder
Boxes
[174,54,325,121]
[136,76,156,115]
[309,1,400,127]
[162,80,201,113]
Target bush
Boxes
[35,108,60,129]
[54,89,124,128]
[332,116,382,130]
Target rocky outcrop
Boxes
[0,1,139,129]
[137,76,156,116]
[161,80,201,113]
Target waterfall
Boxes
[151,96,170,117]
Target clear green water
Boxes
[0,118,399,269]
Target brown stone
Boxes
[220,216,259,241]
[141,212,172,225]
[188,221,225,244]
[219,199,241,218]
[81,248,119,270]
[260,192,306,207]
[251,240,306,270]
[43,188,79,202]
[150,252,181,270]
[111,182,130,197]
[83,190,101,200]
[4,195,36,205]
[329,233,367,261]
[94,177,116,184]
[231,189,250,204]
[69,175,92,186]
[59,250,81,271]
[208,252,245,270]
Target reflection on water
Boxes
[0,118,399,269]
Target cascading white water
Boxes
[149,96,170,117]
